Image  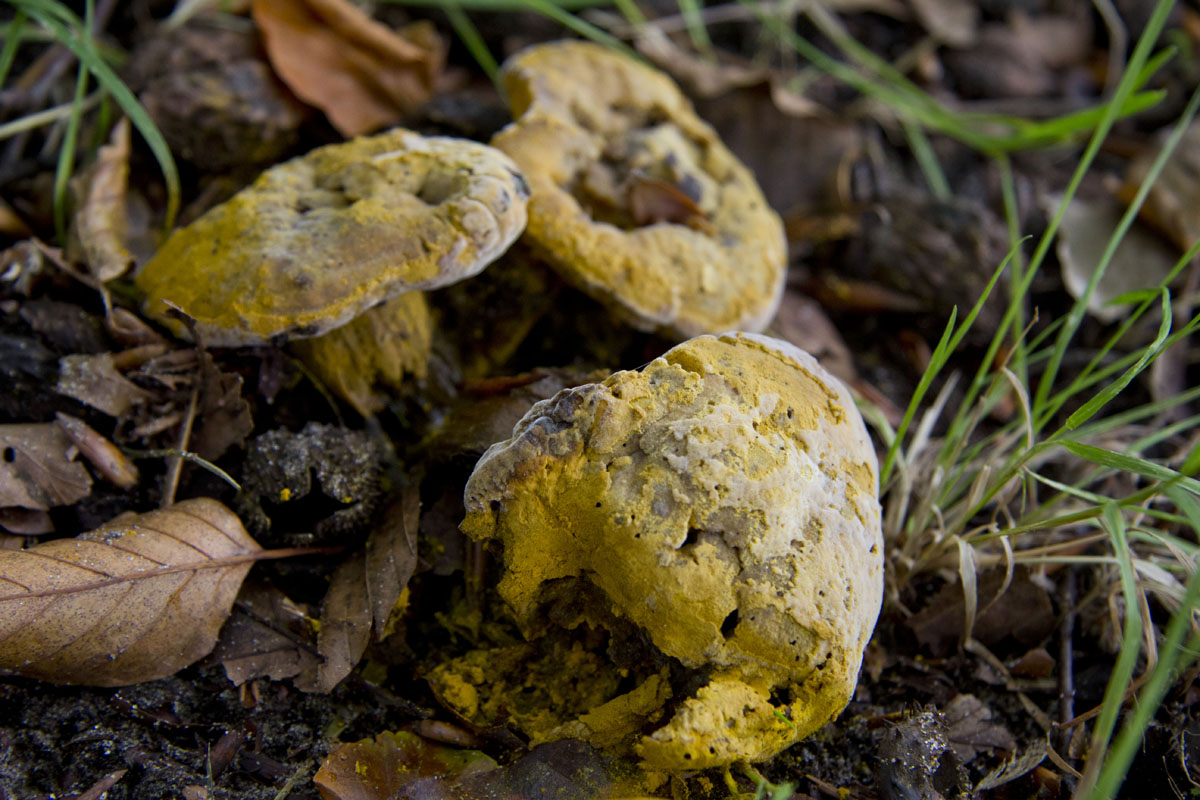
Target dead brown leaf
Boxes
[910,568,1056,656]
[365,487,420,639]
[943,694,1017,763]
[1053,193,1178,323]
[1,507,53,536]
[56,352,154,417]
[314,730,497,800]
[55,412,139,490]
[253,0,445,137]
[0,422,93,511]
[0,498,261,685]
[192,354,254,461]
[296,549,371,693]
[71,117,133,282]
[212,580,319,685]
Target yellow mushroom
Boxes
[457,333,883,770]
[135,128,529,346]
[490,41,787,340]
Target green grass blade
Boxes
[880,308,956,487]
[442,2,500,84]
[0,11,27,87]
[1035,79,1200,417]
[516,0,637,57]
[1076,504,1144,797]
[16,0,181,232]
[52,55,89,243]
[675,0,713,56]
[1060,291,1173,431]
[1086,499,1200,798]
[1037,237,1200,428]
[1060,442,1200,496]
[952,0,1175,441]
[902,120,950,200]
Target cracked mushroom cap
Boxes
[490,41,786,339]
[135,129,530,345]
[461,333,883,770]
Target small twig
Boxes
[125,447,241,491]
[163,386,199,507]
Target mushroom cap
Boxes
[491,41,786,339]
[290,290,433,417]
[135,129,530,345]
[461,333,883,769]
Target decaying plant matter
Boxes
[0,499,260,686]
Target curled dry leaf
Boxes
[71,118,134,282]
[55,412,139,490]
[253,0,445,137]
[0,498,261,686]
[0,422,93,511]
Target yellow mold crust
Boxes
[461,333,883,770]
[491,42,786,339]
[290,290,433,417]
[135,129,529,345]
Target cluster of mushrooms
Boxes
[135,41,884,771]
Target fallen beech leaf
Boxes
[71,117,134,282]
[0,422,93,511]
[314,730,497,800]
[253,0,445,136]
[56,352,154,417]
[0,498,261,685]
[212,581,319,685]
[366,488,420,639]
[295,549,371,693]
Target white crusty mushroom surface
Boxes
[135,129,529,345]
[460,332,883,770]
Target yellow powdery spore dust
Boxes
[459,333,884,770]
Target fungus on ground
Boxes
[135,128,530,346]
[448,333,883,770]
[490,41,787,340]
[290,290,433,417]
